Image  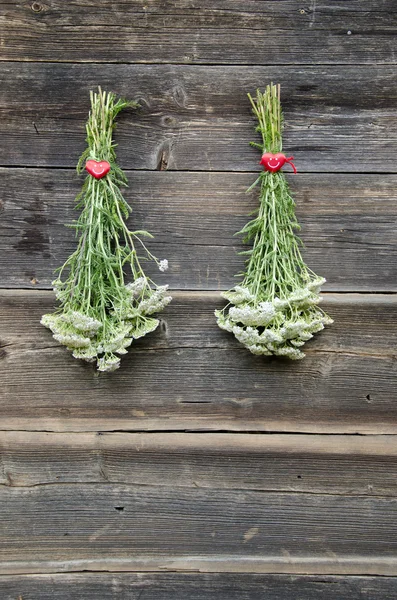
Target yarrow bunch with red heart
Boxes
[41,88,171,372]
[216,84,332,359]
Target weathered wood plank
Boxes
[0,290,396,433]
[1,483,397,575]
[1,573,397,600]
[2,431,397,497]
[0,64,396,172]
[1,169,396,291]
[1,1,396,65]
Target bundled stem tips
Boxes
[41,88,171,372]
[216,84,332,359]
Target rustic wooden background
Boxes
[1,1,397,598]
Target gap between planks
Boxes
[1,289,397,300]
[2,556,397,577]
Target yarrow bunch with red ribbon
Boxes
[216,84,332,359]
[41,88,171,372]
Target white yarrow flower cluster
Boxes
[216,277,332,360]
[159,259,169,272]
[138,285,172,315]
[126,277,147,298]
[41,281,172,372]
[229,301,276,327]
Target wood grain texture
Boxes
[1,482,397,575]
[1,1,396,65]
[1,169,396,291]
[2,431,397,497]
[1,0,396,588]
[0,290,396,433]
[0,64,396,172]
[1,573,397,600]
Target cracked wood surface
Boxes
[2,573,397,600]
[1,169,397,291]
[1,1,396,65]
[0,291,396,433]
[0,64,396,172]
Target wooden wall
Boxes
[0,1,397,597]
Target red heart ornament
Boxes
[260,153,297,174]
[85,160,111,179]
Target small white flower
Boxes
[228,305,255,326]
[247,344,272,356]
[307,277,326,293]
[289,287,311,303]
[222,286,254,305]
[258,329,283,344]
[273,297,290,310]
[72,347,98,362]
[138,288,172,316]
[53,333,91,349]
[131,317,160,339]
[159,259,169,272]
[307,321,324,334]
[97,355,120,372]
[266,342,280,353]
[126,277,147,297]
[257,301,276,321]
[113,347,129,355]
[299,331,313,341]
[274,346,305,360]
[233,325,261,346]
[321,314,334,326]
[229,302,276,327]
[280,320,308,339]
[41,314,61,332]
[65,311,102,335]
[215,311,234,332]
[103,333,129,353]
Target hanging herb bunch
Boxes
[216,83,332,359]
[41,88,171,372]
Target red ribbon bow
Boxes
[260,152,297,174]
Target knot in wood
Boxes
[31,2,43,12]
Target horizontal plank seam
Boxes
[305,349,397,360]
[2,59,397,66]
[2,166,397,176]
[1,166,397,175]
[2,562,397,577]
[2,343,396,360]
[1,571,397,580]
[0,572,397,580]
[2,289,397,297]
[0,480,394,499]
[0,429,385,436]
